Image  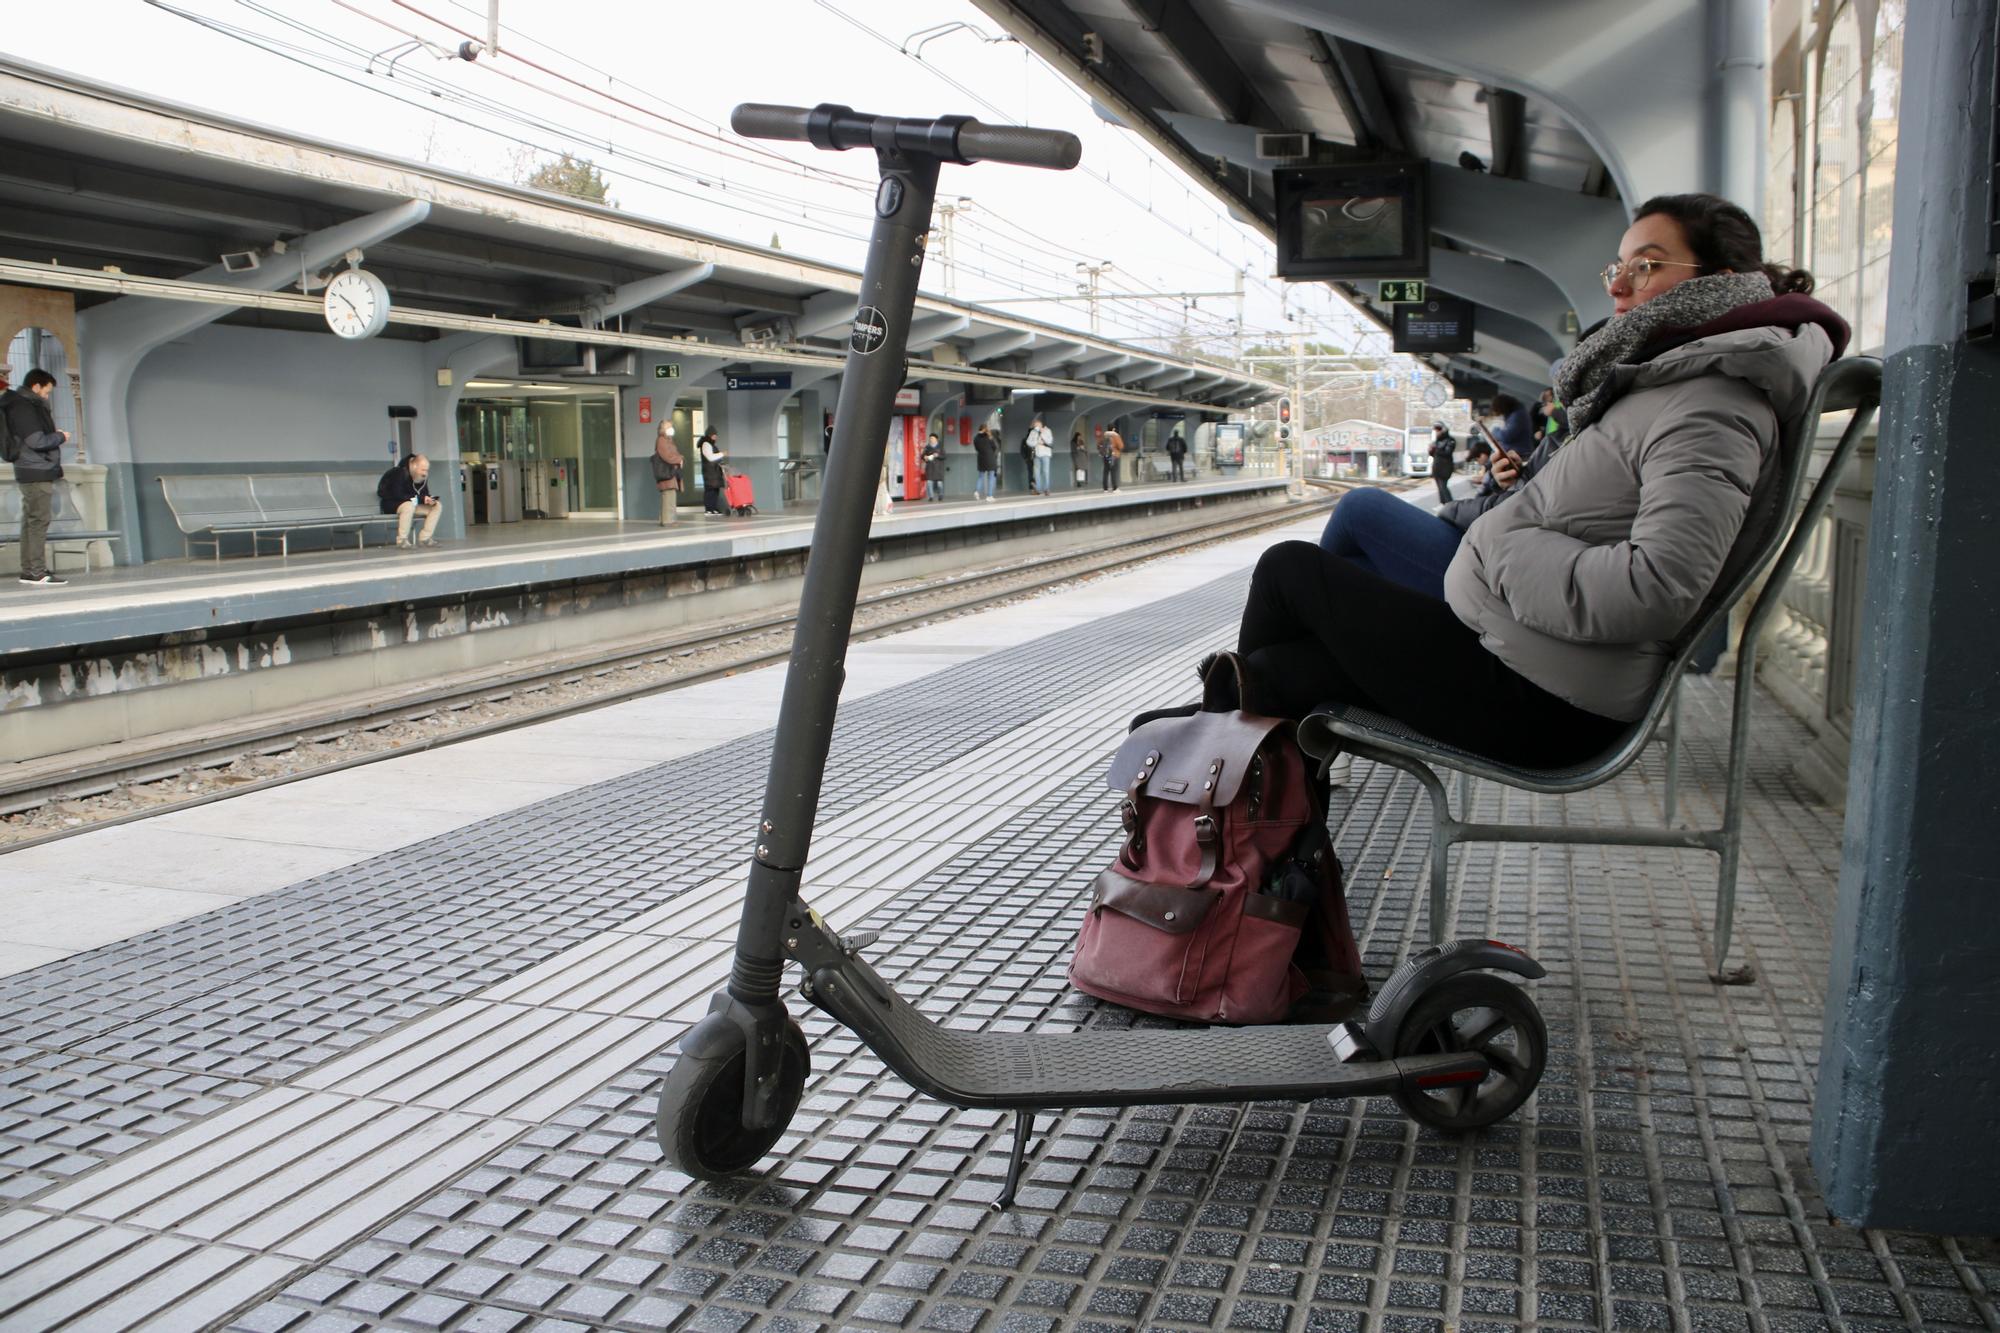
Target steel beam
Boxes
[1120,0,1286,128]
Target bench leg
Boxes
[1710,646,1760,985]
[1662,677,1683,828]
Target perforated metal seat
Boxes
[1297,357,1884,982]
[160,473,397,558]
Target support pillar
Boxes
[1811,0,2000,1232]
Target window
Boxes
[1857,0,1905,352]
[1810,5,1864,332]
[1767,98,1799,271]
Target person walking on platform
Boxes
[1070,431,1088,489]
[1167,428,1189,482]
[921,431,946,501]
[698,430,727,514]
[972,424,1000,501]
[651,422,684,525]
[1028,416,1054,496]
[5,368,71,586]
[377,452,443,548]
[1099,426,1124,491]
[1427,421,1457,505]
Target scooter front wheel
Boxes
[1390,972,1546,1132]
[655,1017,809,1178]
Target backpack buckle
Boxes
[1192,814,1217,845]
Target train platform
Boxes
[0,474,1286,658]
[1,512,1993,1333]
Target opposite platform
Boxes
[0,475,1285,656]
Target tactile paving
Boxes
[4,559,1996,1333]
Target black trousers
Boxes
[703,484,722,513]
[1102,459,1119,490]
[1237,541,1628,769]
[1171,456,1186,481]
[1433,473,1453,505]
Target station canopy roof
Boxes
[971,0,1685,403]
[0,57,1281,412]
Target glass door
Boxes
[579,397,619,513]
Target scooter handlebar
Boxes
[730,103,1081,171]
[729,103,815,143]
[955,120,1083,171]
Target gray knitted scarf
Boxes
[1553,271,1775,436]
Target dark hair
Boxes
[1489,393,1521,417]
[1633,192,1815,295]
[21,368,57,393]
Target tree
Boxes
[522,153,613,205]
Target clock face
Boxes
[324,269,391,340]
[1423,380,1450,408]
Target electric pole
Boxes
[934,197,974,298]
[1075,260,1113,335]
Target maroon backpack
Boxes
[1069,655,1365,1026]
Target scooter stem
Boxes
[727,148,942,1004]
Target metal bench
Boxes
[0,481,122,564]
[1297,357,1883,984]
[158,473,399,559]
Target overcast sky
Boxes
[8,0,1395,360]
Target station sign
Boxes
[653,363,681,379]
[725,372,793,391]
[893,387,922,410]
[1378,280,1427,303]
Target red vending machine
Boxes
[902,415,927,501]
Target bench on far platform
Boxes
[159,473,400,559]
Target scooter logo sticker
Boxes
[851,306,888,355]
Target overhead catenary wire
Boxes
[145,0,1333,351]
[168,0,1200,336]
[363,0,1285,346]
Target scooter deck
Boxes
[808,959,1466,1109]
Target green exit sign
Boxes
[1378,280,1427,303]
[654,363,681,379]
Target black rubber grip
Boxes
[956,120,1082,170]
[730,103,814,142]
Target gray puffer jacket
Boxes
[1443,322,1835,721]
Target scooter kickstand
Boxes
[993,1112,1038,1212]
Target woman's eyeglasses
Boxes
[1601,257,1703,291]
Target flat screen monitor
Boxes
[1275,162,1427,280]
[1392,298,1475,354]
[517,315,588,371]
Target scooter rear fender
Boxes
[1356,938,1546,1055]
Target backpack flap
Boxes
[1090,867,1216,933]
[1105,710,1288,807]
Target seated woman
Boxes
[1239,193,1848,770]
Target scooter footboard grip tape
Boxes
[956,121,1083,170]
[731,104,815,141]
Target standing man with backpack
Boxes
[1167,428,1189,482]
[972,423,1000,501]
[5,368,72,587]
[1099,425,1124,491]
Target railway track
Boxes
[2,486,1362,849]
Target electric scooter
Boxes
[655,103,1551,1208]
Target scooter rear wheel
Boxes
[655,1019,809,1179]
[1390,972,1546,1132]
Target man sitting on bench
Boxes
[378,453,442,549]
